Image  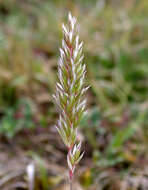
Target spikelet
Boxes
[53,12,88,179]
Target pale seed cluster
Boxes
[53,13,88,179]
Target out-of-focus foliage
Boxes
[0,98,36,138]
[1,0,148,189]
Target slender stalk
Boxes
[53,12,88,190]
[69,177,73,190]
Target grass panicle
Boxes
[53,12,88,186]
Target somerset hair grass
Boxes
[53,13,88,189]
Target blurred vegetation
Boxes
[1,0,148,189]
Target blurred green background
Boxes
[1,0,148,189]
